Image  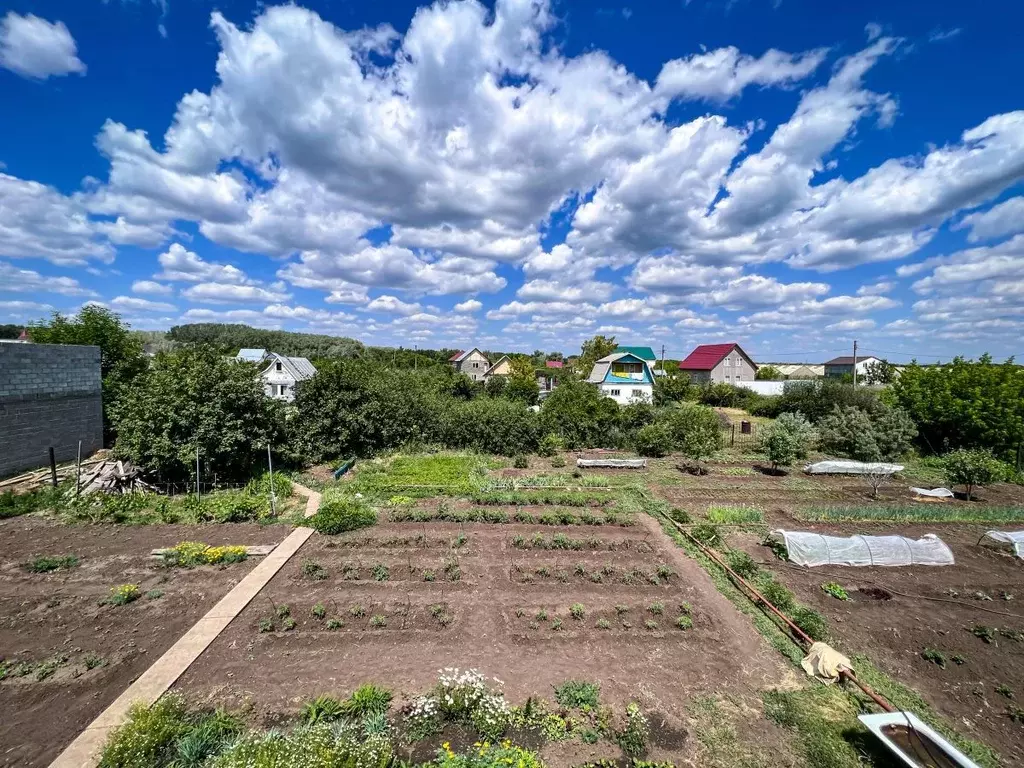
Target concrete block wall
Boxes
[0,344,104,477]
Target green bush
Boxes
[942,448,1005,500]
[633,423,674,458]
[430,741,542,768]
[512,455,529,469]
[726,550,759,579]
[553,680,600,710]
[0,486,63,519]
[540,378,622,449]
[300,695,345,725]
[663,403,722,469]
[339,683,393,718]
[817,405,916,462]
[311,496,377,534]
[758,412,815,471]
[537,433,564,457]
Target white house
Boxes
[449,348,491,381]
[235,348,316,401]
[585,352,654,405]
[823,355,882,379]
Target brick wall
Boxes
[0,343,104,477]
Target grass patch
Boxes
[707,505,764,524]
[688,695,771,768]
[345,453,493,499]
[25,554,80,573]
[553,680,600,710]
[795,505,1024,524]
[763,686,874,768]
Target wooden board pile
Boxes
[0,459,106,492]
[77,460,158,495]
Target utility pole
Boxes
[661,344,666,374]
[852,340,858,388]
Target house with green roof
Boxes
[614,346,657,361]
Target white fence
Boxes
[734,380,786,396]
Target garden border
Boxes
[48,484,322,768]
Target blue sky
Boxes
[2,0,1023,363]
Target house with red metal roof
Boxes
[677,343,758,384]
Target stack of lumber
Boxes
[0,459,106,492]
[77,460,158,495]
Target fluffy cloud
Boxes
[0,12,85,79]
[365,295,422,316]
[132,280,173,295]
[0,260,96,296]
[182,282,291,304]
[109,295,177,312]
[955,196,1024,243]
[654,45,827,103]
[454,299,482,312]
[856,281,894,296]
[155,243,252,284]
[0,300,54,315]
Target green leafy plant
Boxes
[921,648,947,668]
[725,551,758,579]
[372,563,390,582]
[326,619,343,630]
[644,619,658,630]
[146,589,164,600]
[616,702,650,757]
[311,495,378,534]
[951,654,967,665]
[258,617,273,633]
[707,506,763,524]
[570,603,586,620]
[349,604,366,617]
[369,614,387,628]
[26,555,80,573]
[554,680,600,710]
[513,455,529,469]
[790,607,828,642]
[301,559,328,581]
[311,603,326,620]
[820,582,849,601]
[971,625,996,643]
[107,584,141,606]
[301,695,345,725]
[596,618,611,629]
[996,684,1014,699]
[647,602,664,616]
[675,615,693,630]
[339,683,393,718]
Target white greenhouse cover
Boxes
[770,529,954,567]
[804,460,904,475]
[981,531,1024,558]
[910,487,955,498]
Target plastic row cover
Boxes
[804,460,905,475]
[981,531,1024,558]
[770,529,955,567]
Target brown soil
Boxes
[729,521,1024,764]
[0,517,288,767]
[176,515,795,766]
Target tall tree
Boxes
[578,335,618,377]
[30,306,148,442]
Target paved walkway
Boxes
[49,484,322,768]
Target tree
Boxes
[111,347,286,482]
[942,448,1005,501]
[817,405,916,462]
[578,335,618,377]
[758,412,815,473]
[634,423,674,458]
[509,354,535,379]
[663,403,722,473]
[863,359,897,385]
[890,356,1024,461]
[755,365,783,381]
[540,376,621,449]
[505,375,540,406]
[485,375,508,397]
[653,374,691,406]
[30,306,148,441]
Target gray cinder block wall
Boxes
[0,343,104,477]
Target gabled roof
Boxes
[449,348,485,363]
[679,343,756,371]
[263,353,317,381]
[545,360,563,368]
[484,355,511,376]
[237,348,268,362]
[825,355,880,366]
[614,346,656,361]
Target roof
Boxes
[263,353,317,381]
[449,348,485,363]
[237,348,268,362]
[545,360,563,368]
[678,343,744,371]
[586,352,653,384]
[484,355,511,376]
[825,355,880,366]
[614,346,656,361]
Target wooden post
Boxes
[267,445,277,516]
[75,440,82,497]
[196,445,201,503]
[48,447,58,488]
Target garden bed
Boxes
[729,520,1024,765]
[0,516,287,767]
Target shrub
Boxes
[754,575,795,611]
[690,523,721,548]
[554,680,600,710]
[98,696,192,767]
[942,448,1005,500]
[312,495,378,534]
[776,379,880,423]
[540,378,622,449]
[430,741,542,768]
[616,702,650,757]
[550,455,566,468]
[633,423,674,458]
[663,403,722,470]
[817,404,916,462]
[537,433,564,457]
[512,455,529,469]
[758,412,815,472]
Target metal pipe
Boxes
[839,669,895,713]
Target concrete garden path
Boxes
[49,485,322,768]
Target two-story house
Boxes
[449,348,490,381]
[586,351,654,404]
[677,343,758,384]
[235,348,316,401]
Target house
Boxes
[449,348,490,381]
[678,343,758,384]
[823,356,882,379]
[484,355,513,378]
[586,352,654,405]
[235,349,316,401]
[0,328,31,344]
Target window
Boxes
[723,359,730,367]
[275,362,282,371]
[609,388,621,396]
[473,362,479,368]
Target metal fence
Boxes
[723,420,758,450]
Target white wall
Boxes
[734,380,785,395]
[599,382,652,405]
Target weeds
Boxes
[725,551,758,579]
[707,505,763,524]
[145,589,164,600]
[301,695,345,725]
[369,614,387,628]
[996,684,1014,699]
[554,680,600,710]
[790,607,828,641]
[301,560,328,581]
[106,584,141,606]
[616,702,649,757]
[372,563,390,582]
[796,505,1024,524]
[570,603,586,620]
[26,555,80,573]
[83,653,107,670]
[340,683,393,717]
[921,648,947,668]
